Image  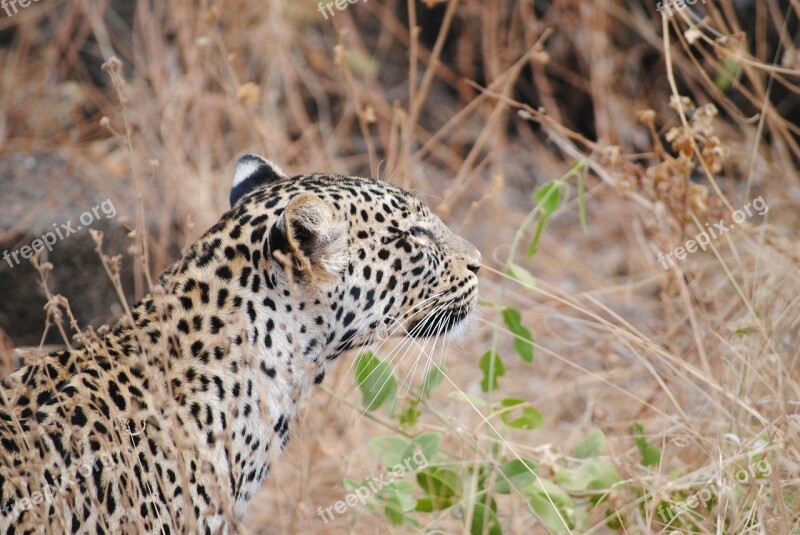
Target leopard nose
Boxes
[453,234,481,275]
[465,248,481,275]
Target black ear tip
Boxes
[230,153,289,207]
[233,154,269,188]
[237,153,266,167]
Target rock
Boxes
[0,152,137,347]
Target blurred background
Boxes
[0,0,798,533]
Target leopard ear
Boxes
[230,154,288,207]
[267,193,348,280]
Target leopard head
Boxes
[229,154,481,355]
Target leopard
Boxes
[0,154,481,534]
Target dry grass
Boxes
[0,0,798,533]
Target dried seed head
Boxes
[636,109,656,127]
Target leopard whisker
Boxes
[341,293,445,386]
[351,300,450,422]
[394,304,449,399]
[414,305,450,398]
[323,293,446,416]
[370,302,448,396]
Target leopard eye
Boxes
[408,226,431,239]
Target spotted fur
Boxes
[0,155,481,534]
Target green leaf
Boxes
[506,262,536,289]
[384,491,405,525]
[586,459,621,495]
[495,458,539,494]
[422,364,446,394]
[527,181,563,257]
[416,467,460,510]
[654,500,678,525]
[525,479,575,533]
[402,432,439,470]
[633,422,662,467]
[533,181,562,215]
[479,350,505,393]
[527,215,549,257]
[355,352,398,412]
[499,397,543,430]
[399,401,421,429]
[369,436,409,468]
[554,459,621,495]
[470,501,503,535]
[382,481,416,516]
[502,307,535,363]
[605,507,624,530]
[415,498,435,512]
[574,428,606,459]
[715,58,741,92]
